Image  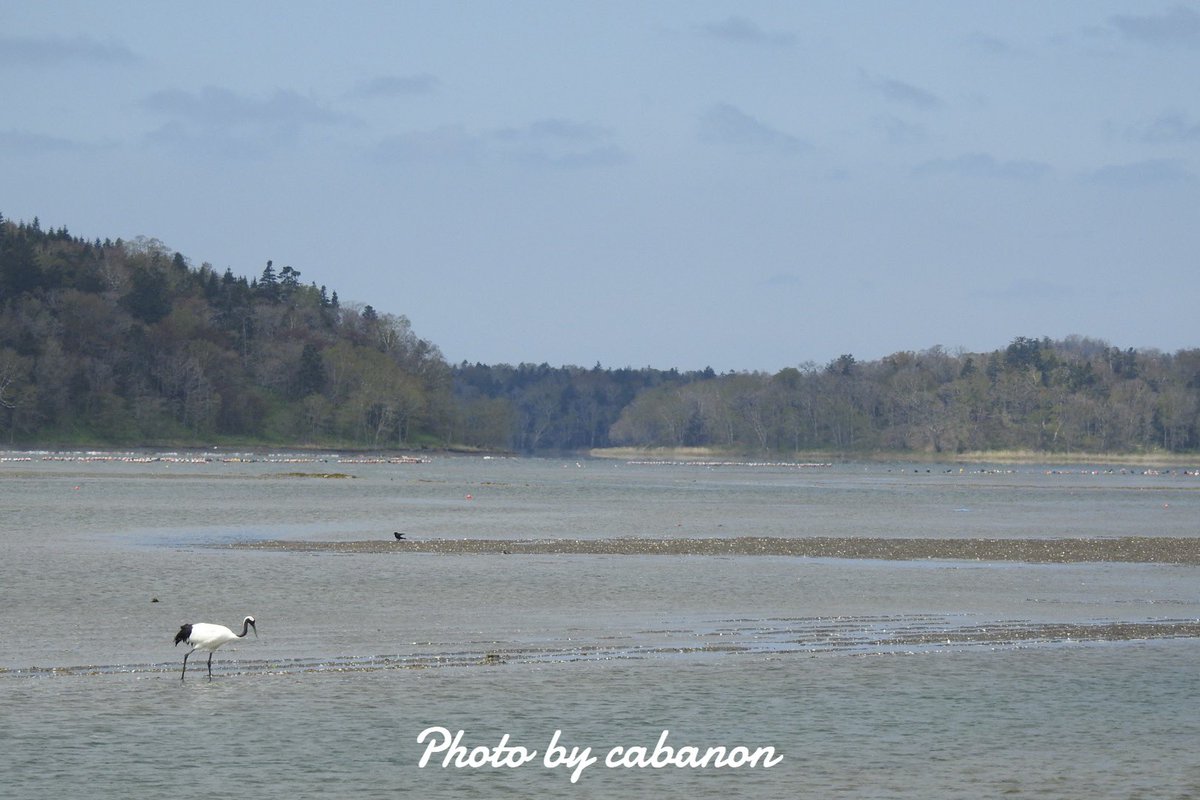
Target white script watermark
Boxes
[417,727,783,783]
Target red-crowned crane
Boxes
[173,616,257,680]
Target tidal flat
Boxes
[5,453,1200,799]
[230,534,1200,563]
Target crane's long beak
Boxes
[250,621,259,638]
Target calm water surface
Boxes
[2,453,1198,798]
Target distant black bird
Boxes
[394,531,406,540]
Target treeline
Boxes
[609,340,1200,455]
[2,214,1199,455]
[0,215,453,447]
[452,362,716,451]
[453,339,1200,455]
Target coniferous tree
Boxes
[123,267,172,324]
[296,342,326,397]
[258,260,279,303]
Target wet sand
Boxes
[227,535,1200,564]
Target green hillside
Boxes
[3,214,1198,456]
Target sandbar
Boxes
[226,535,1200,564]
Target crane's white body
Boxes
[184,622,243,651]
[174,616,256,680]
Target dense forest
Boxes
[2,214,1199,455]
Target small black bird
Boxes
[394,531,406,540]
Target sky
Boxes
[2,2,1198,372]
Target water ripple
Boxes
[6,615,1197,679]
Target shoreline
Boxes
[225,535,1200,564]
[3,444,1198,468]
[588,446,1200,467]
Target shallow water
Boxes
[2,453,1199,798]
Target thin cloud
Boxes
[0,34,137,67]
[141,86,345,128]
[1086,158,1197,187]
[699,16,796,47]
[373,125,483,164]
[0,129,88,154]
[876,115,927,146]
[494,118,610,143]
[698,103,805,154]
[1110,5,1200,48]
[140,86,347,159]
[965,31,1021,57]
[914,153,1050,180]
[516,144,627,169]
[494,118,628,168]
[373,118,628,169]
[144,121,278,160]
[1131,111,1200,143]
[350,73,440,99]
[862,72,943,110]
[974,278,1074,302]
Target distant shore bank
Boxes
[3,444,1198,468]
[588,446,1200,467]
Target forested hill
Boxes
[2,214,1199,455]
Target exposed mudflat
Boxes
[226,535,1200,564]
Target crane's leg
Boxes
[207,652,214,680]
[181,650,191,681]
